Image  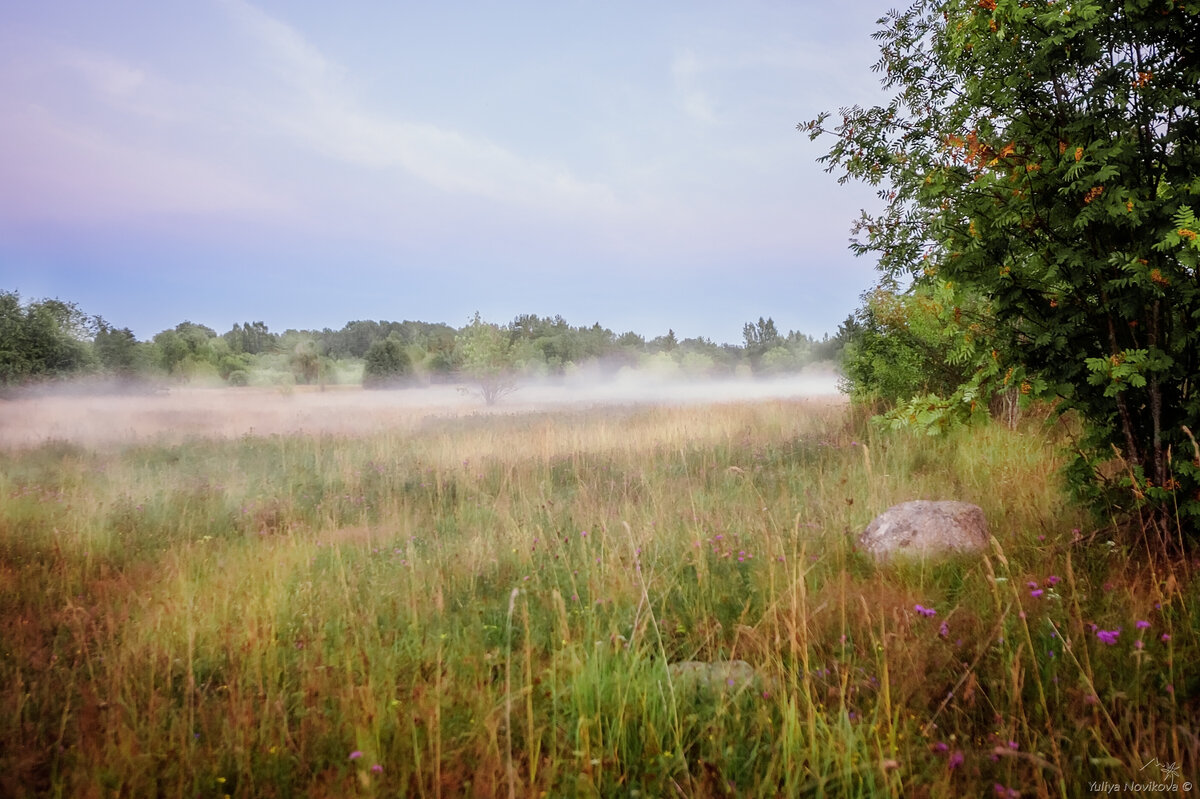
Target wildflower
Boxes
[933,741,949,753]
[1096,628,1121,646]
[1136,620,1150,629]
[1027,581,1039,589]
[914,604,937,618]
[1030,589,1043,598]
[349,751,363,760]
[948,750,964,770]
[939,621,950,638]
[1135,639,1144,650]
[1047,575,1060,585]
[371,764,383,774]
[994,784,1020,799]
[1161,633,1171,642]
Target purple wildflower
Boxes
[1095,628,1121,646]
[1161,633,1171,642]
[349,750,363,760]
[1030,589,1044,598]
[948,750,964,770]
[1047,575,1061,585]
[914,604,937,618]
[371,764,383,774]
[939,621,950,638]
[1135,620,1150,629]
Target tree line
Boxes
[0,290,848,395]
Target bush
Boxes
[362,338,412,389]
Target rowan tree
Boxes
[804,0,1200,536]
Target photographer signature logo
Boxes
[1090,760,1191,794]
[1141,759,1182,782]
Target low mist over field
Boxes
[0,371,840,449]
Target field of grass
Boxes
[1,393,1196,797]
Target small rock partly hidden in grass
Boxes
[667,660,763,696]
[858,500,989,562]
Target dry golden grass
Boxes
[0,390,1194,797]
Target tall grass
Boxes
[0,398,1195,796]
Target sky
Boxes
[0,1,893,345]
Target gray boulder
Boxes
[859,500,989,561]
[667,660,764,696]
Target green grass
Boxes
[0,398,1195,797]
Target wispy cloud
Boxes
[0,101,292,223]
[671,50,717,124]
[61,50,147,98]
[0,39,293,226]
[221,0,618,215]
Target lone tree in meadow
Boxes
[456,312,518,405]
[805,0,1200,538]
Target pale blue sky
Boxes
[1,1,890,343]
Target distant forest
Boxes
[0,290,851,393]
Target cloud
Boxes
[219,0,340,87]
[671,51,717,123]
[0,40,293,226]
[61,50,147,98]
[0,102,292,224]
[221,0,618,216]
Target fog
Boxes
[0,371,842,450]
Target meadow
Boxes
[0,387,1195,797]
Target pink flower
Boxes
[1096,628,1121,646]
[370,764,383,774]
[349,750,363,760]
[914,604,936,618]
[1047,575,1061,585]
[948,750,964,770]
[1135,620,1150,629]
[1030,589,1044,598]
[1161,633,1171,642]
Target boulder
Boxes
[858,500,989,561]
[667,660,763,696]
